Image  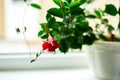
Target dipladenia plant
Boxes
[20,0,96,62]
[17,0,98,62]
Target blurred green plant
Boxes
[87,4,120,41]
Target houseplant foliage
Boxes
[87,4,120,41]
[37,0,96,52]
[20,0,96,62]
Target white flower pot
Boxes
[87,41,120,80]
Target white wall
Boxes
[4,0,40,41]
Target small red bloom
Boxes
[42,35,60,52]
[42,41,49,50]
[47,43,55,51]
[110,33,115,41]
[51,41,60,49]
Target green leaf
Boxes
[40,23,47,30]
[61,27,71,35]
[59,38,69,53]
[31,59,36,63]
[94,9,102,19]
[76,15,85,22]
[53,0,61,6]
[38,30,45,37]
[86,14,96,18]
[68,1,81,9]
[30,3,41,9]
[114,37,120,41]
[70,36,83,49]
[83,32,96,45]
[65,0,71,3]
[106,24,114,33]
[105,4,118,16]
[80,20,89,27]
[101,18,108,24]
[79,0,86,5]
[56,22,64,26]
[48,17,56,28]
[24,0,27,2]
[86,0,94,4]
[118,7,120,16]
[75,23,92,32]
[46,13,51,21]
[36,53,39,57]
[70,7,84,15]
[41,34,48,39]
[47,8,64,18]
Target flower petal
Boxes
[47,43,55,52]
[52,41,60,49]
[42,41,49,50]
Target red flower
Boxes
[42,41,49,50]
[42,35,60,52]
[110,33,115,41]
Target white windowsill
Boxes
[0,41,96,80]
[0,40,89,70]
[0,68,97,80]
[0,53,88,70]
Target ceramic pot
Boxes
[87,41,120,80]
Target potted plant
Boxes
[86,3,120,80]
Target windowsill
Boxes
[0,40,95,79]
[0,40,94,79]
[0,53,88,70]
[0,68,97,80]
[0,40,88,70]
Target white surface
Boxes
[0,40,39,53]
[0,69,97,80]
[0,53,88,70]
[4,0,40,40]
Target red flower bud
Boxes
[110,34,115,41]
